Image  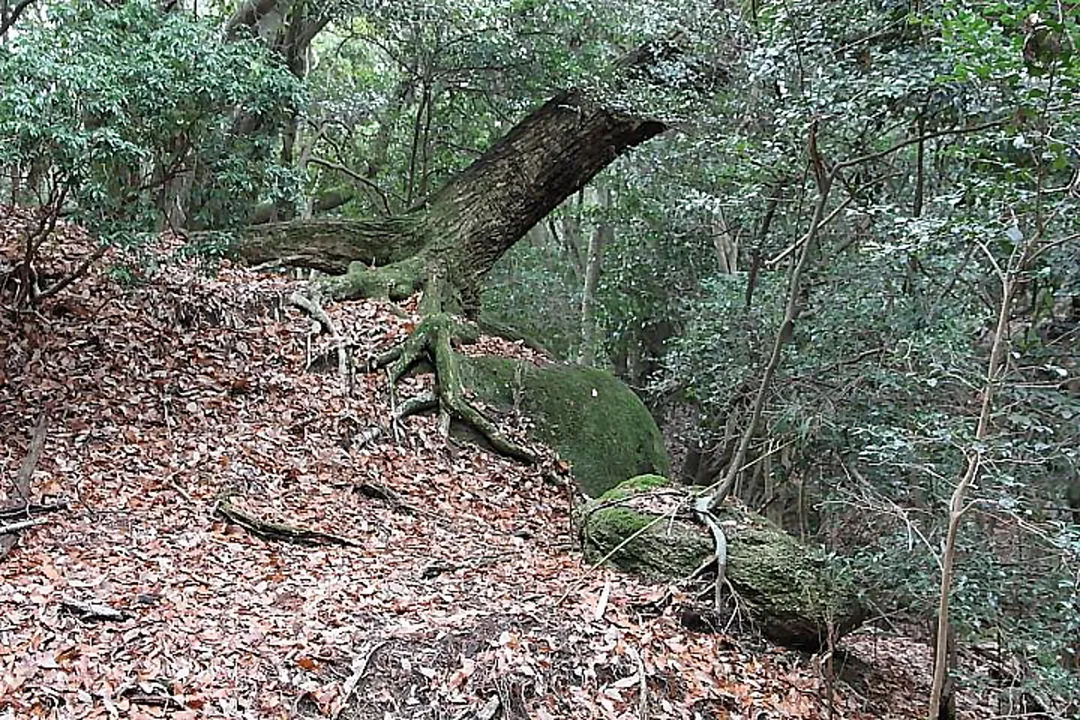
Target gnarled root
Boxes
[288,255,427,386]
[321,255,426,303]
[289,289,351,388]
[371,313,536,463]
[288,263,535,463]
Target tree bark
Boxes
[235,89,666,310]
[579,186,611,365]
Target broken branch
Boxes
[0,517,48,534]
[215,495,362,547]
[61,597,133,622]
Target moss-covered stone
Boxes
[581,476,865,650]
[462,357,669,497]
[717,504,865,648]
[601,473,670,500]
[582,476,711,579]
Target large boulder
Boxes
[461,357,669,497]
[581,476,866,650]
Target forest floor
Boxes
[0,209,986,719]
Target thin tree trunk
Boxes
[928,240,1021,719]
[706,124,832,510]
[579,186,611,365]
[712,206,738,274]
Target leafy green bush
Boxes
[0,0,300,251]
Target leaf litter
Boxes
[1,209,961,719]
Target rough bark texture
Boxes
[418,90,663,291]
[234,89,666,306]
[235,215,425,274]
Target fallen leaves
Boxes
[0,209,938,719]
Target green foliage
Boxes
[482,0,1078,705]
[3,0,1075,707]
[0,0,300,240]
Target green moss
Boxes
[581,478,865,649]
[599,473,671,501]
[325,255,425,301]
[584,504,713,580]
[715,505,865,648]
[463,357,669,497]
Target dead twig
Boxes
[0,500,68,521]
[2,413,49,560]
[126,693,188,711]
[11,412,48,503]
[215,495,362,547]
[290,290,352,391]
[164,470,194,504]
[61,596,132,622]
[0,517,48,534]
[633,646,648,720]
[476,695,501,720]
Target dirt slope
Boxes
[1,210,927,719]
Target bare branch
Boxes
[308,157,393,215]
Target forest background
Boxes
[1,0,1078,716]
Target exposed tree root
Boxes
[320,255,427,303]
[692,495,728,610]
[370,312,536,463]
[289,289,351,388]
[215,494,362,547]
[354,391,438,449]
[288,261,536,464]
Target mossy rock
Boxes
[582,476,866,650]
[581,475,711,579]
[461,357,669,497]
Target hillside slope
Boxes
[2,210,928,719]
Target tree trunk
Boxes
[579,186,611,365]
[234,89,665,311]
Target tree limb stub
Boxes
[1,413,50,560]
[61,597,132,623]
